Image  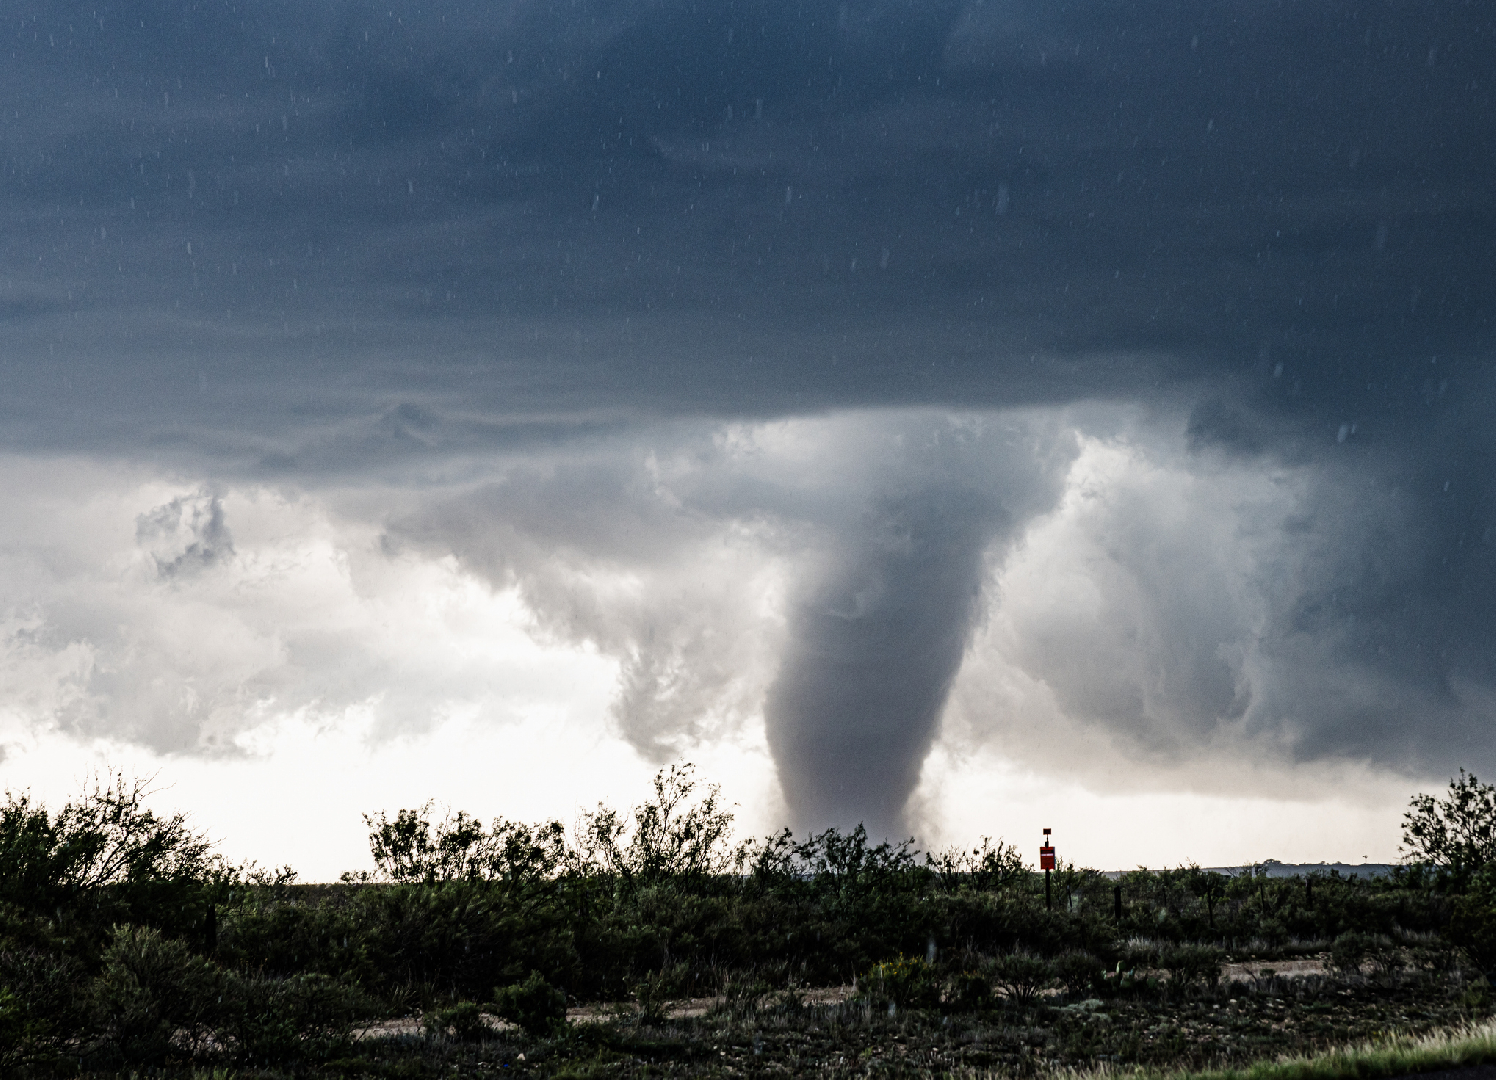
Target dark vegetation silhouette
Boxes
[3,765,1496,1077]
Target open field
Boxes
[208,971,1496,1079]
[10,769,1496,1078]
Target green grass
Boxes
[1043,1019,1496,1080]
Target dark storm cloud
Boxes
[4,0,1491,447]
[3,0,1496,825]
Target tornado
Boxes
[762,415,1073,839]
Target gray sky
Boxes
[1,0,1493,865]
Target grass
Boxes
[57,978,1496,1079]
[1041,1019,1496,1080]
[133,1014,1496,1079]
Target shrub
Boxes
[88,925,225,1064]
[630,965,692,1025]
[1330,930,1393,977]
[990,951,1055,1006]
[1159,943,1224,991]
[1450,898,1496,977]
[0,986,53,1070]
[575,763,745,884]
[861,955,941,1009]
[0,929,82,1069]
[1054,949,1106,996]
[221,971,363,1063]
[423,1000,491,1041]
[944,970,993,1011]
[0,773,233,955]
[493,971,567,1037]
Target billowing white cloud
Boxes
[943,410,1496,795]
[1,405,1489,873]
[0,458,619,759]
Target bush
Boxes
[1330,931,1393,977]
[0,929,82,1069]
[1054,949,1105,996]
[1159,943,1224,991]
[1450,898,1496,977]
[0,773,229,951]
[88,925,225,1064]
[423,1000,491,1042]
[944,970,993,1011]
[493,970,567,1037]
[576,763,745,884]
[221,971,363,1063]
[861,955,941,1009]
[990,951,1055,1006]
[1403,771,1496,885]
[630,965,690,1025]
[0,986,53,1071]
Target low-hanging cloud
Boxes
[945,404,1496,798]
[3,400,1496,837]
[388,412,1077,835]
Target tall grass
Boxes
[1023,1020,1496,1080]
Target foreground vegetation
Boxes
[6,766,1496,1077]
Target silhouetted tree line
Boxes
[3,764,1496,1073]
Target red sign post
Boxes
[1040,828,1055,909]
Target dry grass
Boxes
[1018,1019,1496,1080]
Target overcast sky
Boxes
[1,0,1493,877]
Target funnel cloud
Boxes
[763,418,1074,836]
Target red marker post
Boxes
[1040,828,1055,910]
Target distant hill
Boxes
[1101,861,1398,879]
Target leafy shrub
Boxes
[0,773,227,944]
[630,964,692,1025]
[1054,949,1106,995]
[88,924,225,1064]
[944,970,993,1011]
[0,986,54,1070]
[990,951,1055,1006]
[926,838,1028,892]
[423,1000,490,1041]
[221,971,363,1063]
[861,955,941,1008]
[0,927,82,1069]
[1330,931,1392,976]
[493,970,567,1037]
[1402,770,1496,884]
[1447,864,1496,977]
[1450,898,1496,977]
[361,805,570,885]
[576,763,745,884]
[1159,944,1224,990]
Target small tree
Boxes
[1401,770,1496,883]
[575,763,743,883]
[363,803,487,883]
[361,804,568,884]
[0,772,227,939]
[926,837,1027,893]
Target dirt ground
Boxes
[356,964,1333,1040]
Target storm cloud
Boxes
[0,0,1494,836]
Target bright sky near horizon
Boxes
[0,0,1491,877]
